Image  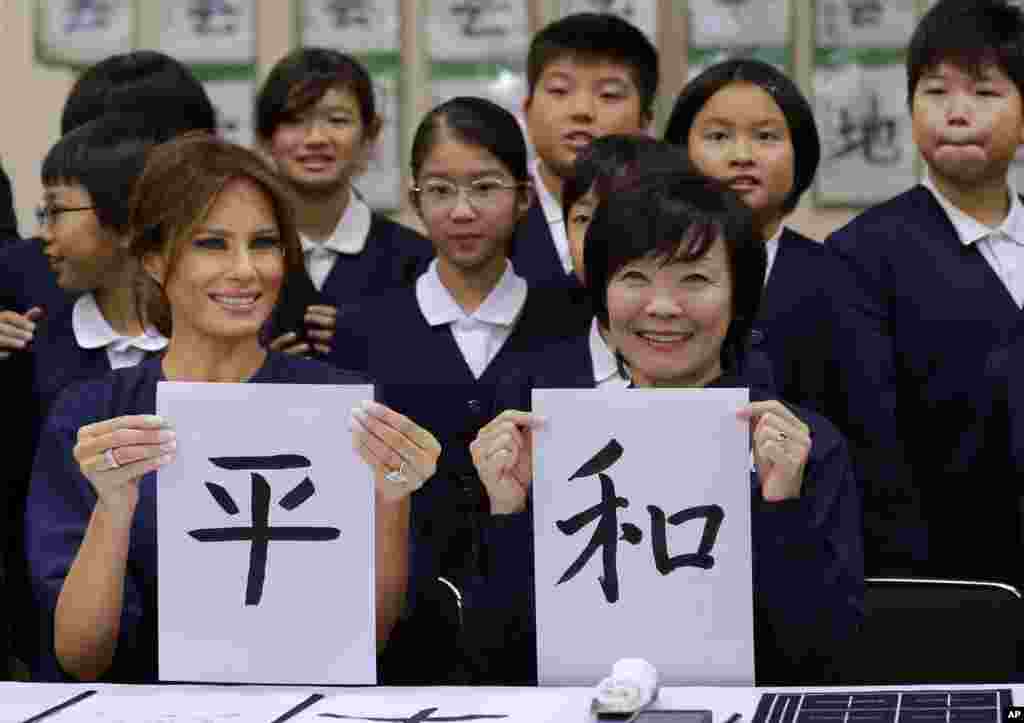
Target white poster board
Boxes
[559,0,657,41]
[816,0,916,49]
[158,0,255,65]
[429,0,529,62]
[156,382,376,684]
[532,388,755,685]
[203,77,255,149]
[44,689,315,722]
[36,0,135,67]
[688,0,789,48]
[300,0,400,54]
[355,72,402,211]
[292,688,582,722]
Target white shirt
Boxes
[531,159,574,276]
[415,259,528,379]
[72,293,168,369]
[923,175,1024,308]
[299,196,372,291]
[764,224,784,288]
[589,316,629,388]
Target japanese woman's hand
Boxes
[737,400,811,502]
[470,410,546,515]
[350,400,441,503]
[73,415,176,522]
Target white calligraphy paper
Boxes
[354,71,401,211]
[815,62,918,206]
[688,0,789,49]
[532,388,755,685]
[559,0,657,41]
[43,689,314,722]
[300,0,400,54]
[156,382,375,684]
[203,77,255,148]
[158,0,255,65]
[816,0,916,49]
[0,685,96,723]
[429,0,529,62]
[36,0,135,67]
[291,687,584,722]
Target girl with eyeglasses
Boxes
[328,96,574,682]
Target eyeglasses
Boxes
[412,178,528,212]
[35,204,95,227]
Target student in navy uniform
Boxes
[512,13,659,291]
[664,59,830,415]
[826,0,1024,577]
[25,135,440,683]
[256,48,433,359]
[0,50,217,331]
[466,171,863,685]
[329,98,572,666]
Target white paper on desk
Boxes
[156,383,375,684]
[0,686,93,723]
[533,389,755,685]
[43,689,313,722]
[291,687,584,721]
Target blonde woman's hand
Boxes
[350,400,441,503]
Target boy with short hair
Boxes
[827,0,1024,580]
[513,13,658,290]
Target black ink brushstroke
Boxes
[273,693,325,722]
[209,454,311,470]
[648,504,725,574]
[318,709,509,722]
[279,477,316,510]
[568,439,623,481]
[21,690,97,723]
[204,482,240,515]
[556,473,629,603]
[620,522,643,545]
[187,471,340,606]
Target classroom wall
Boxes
[0,1,864,242]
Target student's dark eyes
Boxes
[570,213,592,225]
[703,130,730,142]
[682,274,710,284]
[545,86,570,97]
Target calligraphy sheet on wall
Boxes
[157,0,256,66]
[156,382,375,684]
[298,0,400,55]
[428,0,529,63]
[35,0,136,68]
[532,388,755,685]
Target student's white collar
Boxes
[299,194,371,255]
[71,293,168,352]
[589,316,622,384]
[531,159,565,224]
[416,258,527,327]
[923,173,1024,247]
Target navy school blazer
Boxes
[328,284,578,591]
[754,228,833,415]
[0,163,16,241]
[268,214,434,348]
[826,185,1024,576]
[456,356,864,685]
[510,202,579,292]
[948,322,1024,589]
